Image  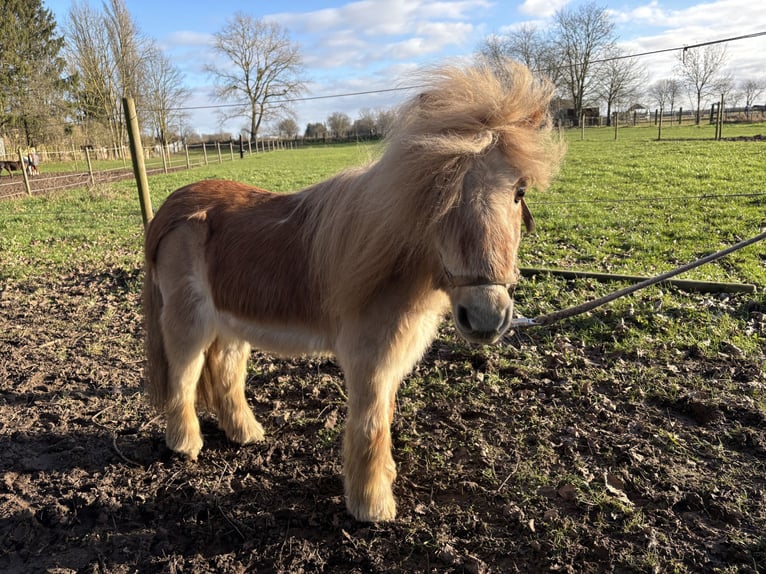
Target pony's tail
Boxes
[143,266,170,411]
[143,262,217,413]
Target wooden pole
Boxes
[657,107,663,141]
[17,148,31,196]
[184,144,190,169]
[84,148,95,186]
[123,97,153,228]
[216,142,222,164]
[717,94,725,140]
[160,144,168,174]
[202,142,208,165]
[519,267,755,294]
[229,141,234,161]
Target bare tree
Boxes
[675,44,728,125]
[205,13,305,141]
[65,0,151,148]
[327,112,351,139]
[595,47,646,126]
[740,77,766,117]
[352,108,377,137]
[648,78,681,116]
[104,0,147,100]
[552,2,616,126]
[277,118,299,138]
[478,25,561,86]
[375,108,396,137]
[143,43,190,145]
[65,1,121,145]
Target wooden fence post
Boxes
[123,96,153,228]
[203,142,209,165]
[84,148,95,186]
[160,145,168,174]
[185,144,190,169]
[17,148,31,196]
[716,94,725,140]
[657,107,663,141]
[229,141,234,161]
[216,142,222,164]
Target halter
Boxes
[442,266,518,292]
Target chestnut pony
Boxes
[143,60,563,522]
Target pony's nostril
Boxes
[456,305,472,331]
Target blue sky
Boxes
[44,0,766,135]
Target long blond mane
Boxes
[303,60,564,315]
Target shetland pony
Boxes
[0,160,22,177]
[143,60,564,522]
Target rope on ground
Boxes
[511,228,766,329]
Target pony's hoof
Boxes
[225,418,265,445]
[166,432,203,461]
[346,495,397,522]
[220,409,265,445]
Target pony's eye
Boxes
[514,182,527,203]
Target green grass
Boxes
[0,130,763,286]
[526,123,766,285]
[0,143,379,280]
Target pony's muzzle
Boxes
[452,285,514,344]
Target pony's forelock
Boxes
[307,59,564,315]
[387,59,564,189]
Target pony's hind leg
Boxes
[203,338,264,445]
[162,331,209,461]
[156,227,215,461]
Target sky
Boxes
[43,0,766,136]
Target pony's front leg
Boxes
[342,374,398,522]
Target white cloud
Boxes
[272,0,490,63]
[518,0,570,19]
[609,0,766,86]
[166,31,214,46]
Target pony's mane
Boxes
[304,59,565,315]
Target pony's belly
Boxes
[217,312,332,356]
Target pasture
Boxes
[1,126,764,572]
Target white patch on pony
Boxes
[216,312,332,357]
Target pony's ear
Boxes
[521,199,535,233]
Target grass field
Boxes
[1,125,764,573]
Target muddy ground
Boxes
[1,265,765,573]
